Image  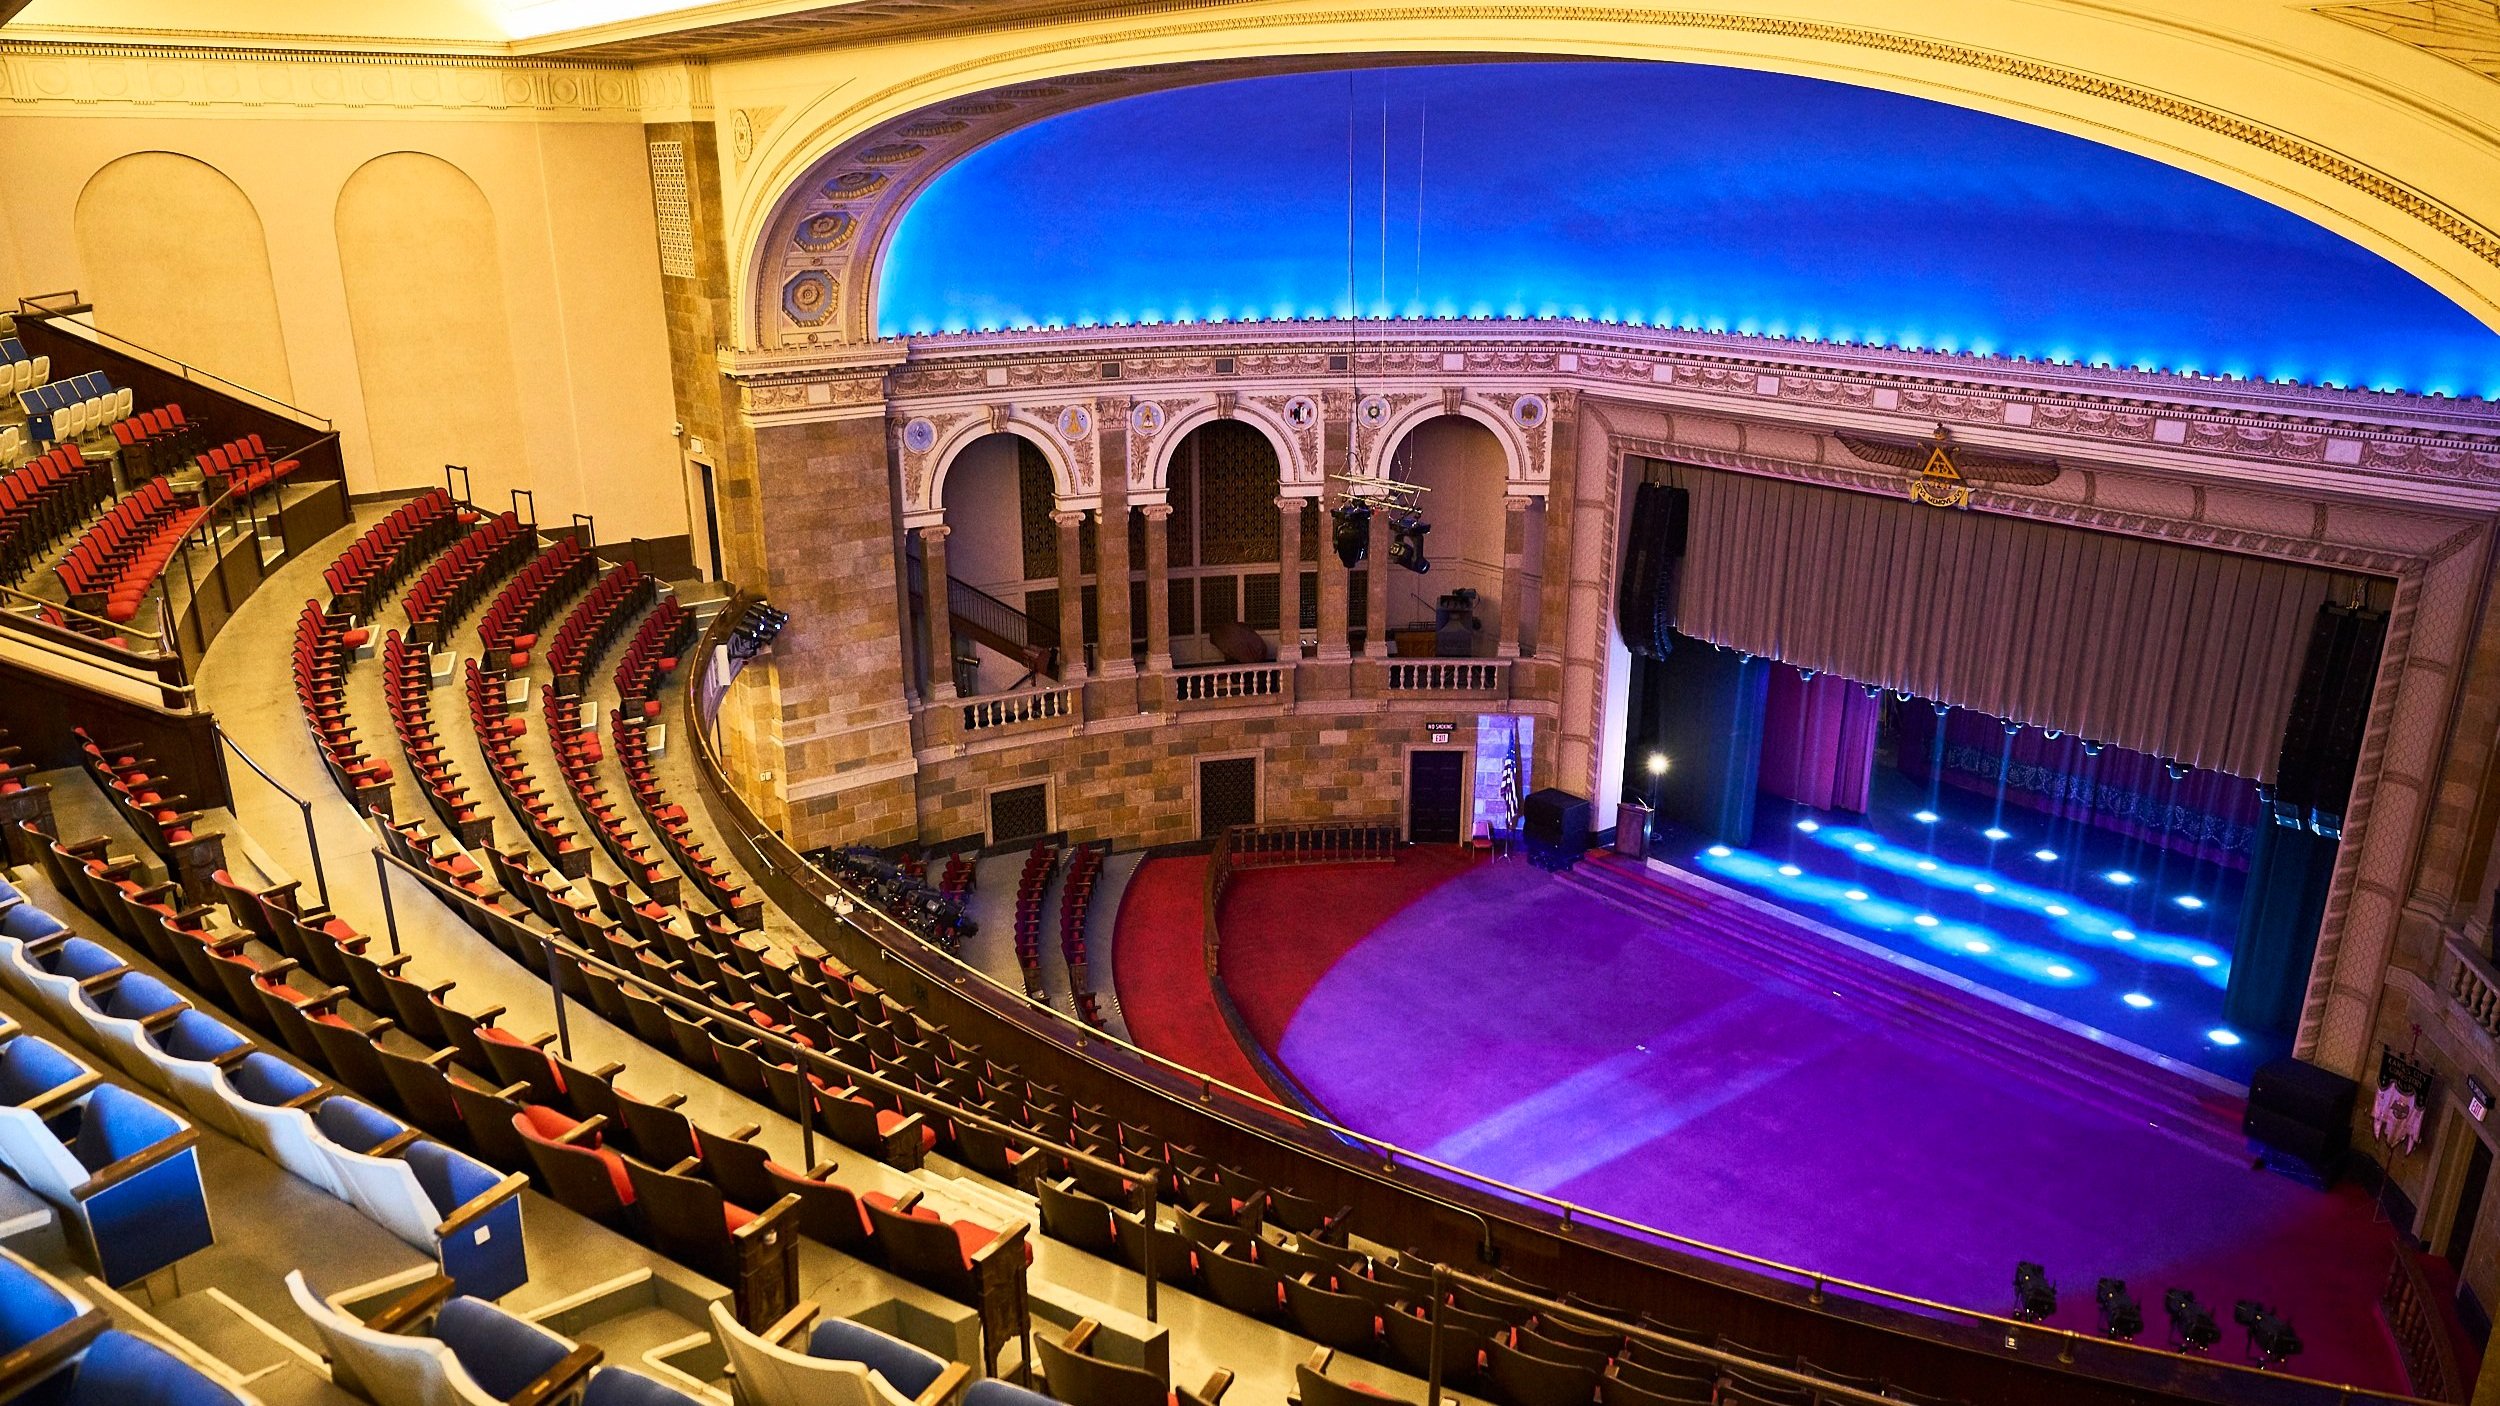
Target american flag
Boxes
[1501,728,1523,832]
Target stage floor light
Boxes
[2176,895,2206,910]
[1983,827,2011,840]
[2124,993,2155,1009]
[1913,810,1940,823]
[1796,820,1820,833]
[2208,1028,2242,1046]
[2034,849,2059,862]
[2106,870,2136,885]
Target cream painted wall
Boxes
[1391,416,1508,651]
[337,153,529,504]
[0,107,687,542]
[938,434,1024,593]
[75,151,294,402]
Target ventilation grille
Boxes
[990,784,1050,845]
[648,141,695,280]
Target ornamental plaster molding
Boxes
[0,40,641,119]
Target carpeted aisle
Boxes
[1109,855,1276,1102]
[1218,846,1482,1054]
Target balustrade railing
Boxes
[2443,933,2500,1042]
[1386,659,1507,693]
[1223,817,1400,868]
[1171,662,1287,703]
[2380,1248,2464,1403]
[961,684,1077,733]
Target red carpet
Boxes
[1110,855,1277,1104]
[1217,846,1482,1054]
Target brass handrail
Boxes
[683,589,2435,1406]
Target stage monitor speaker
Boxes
[2248,1056,2358,1131]
[1616,481,1689,660]
[1522,788,1592,871]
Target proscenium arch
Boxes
[1146,404,1304,502]
[919,418,1077,526]
[732,12,2500,353]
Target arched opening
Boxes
[921,432,1090,696]
[1161,420,1302,665]
[1381,415,1516,659]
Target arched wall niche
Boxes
[334,152,530,503]
[732,17,2500,357]
[919,416,1078,523]
[74,151,294,402]
[1144,404,1304,501]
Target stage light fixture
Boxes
[1796,820,1820,833]
[2002,719,2023,736]
[2096,1279,2144,1341]
[2208,1027,2241,1045]
[2176,896,2205,910]
[1973,882,1997,894]
[1914,860,1937,872]
[2105,870,2136,886]
[2034,849,2060,862]
[1330,500,1373,568]
[1844,890,1869,902]
[2233,1300,2302,1367]
[2163,760,2190,781]
[2044,905,2069,917]
[1912,914,1939,928]
[2191,954,2220,969]
[1852,841,1877,854]
[728,601,790,661]
[2123,993,2154,1009]
[1797,669,1817,682]
[2043,729,2063,740]
[1983,827,2010,841]
[2112,929,2136,942]
[1964,940,1990,953]
[1647,753,1669,776]
[1706,845,1732,858]
[2165,1289,2220,1353]
[1931,701,1952,717]
[1778,864,1803,877]
[2045,964,2074,979]
[1862,684,1882,699]
[2012,1262,2057,1323]
[2080,740,2105,756]
[1913,810,1939,824]
[1387,510,1433,574]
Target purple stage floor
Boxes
[1261,858,2405,1390]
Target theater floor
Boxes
[1212,852,2409,1392]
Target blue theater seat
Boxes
[0,1082,213,1286]
[287,1272,595,1406]
[0,1246,103,1405]
[581,1368,711,1406]
[0,1028,100,1115]
[52,1329,255,1406]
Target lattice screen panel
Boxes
[989,784,1050,845]
[647,141,695,280]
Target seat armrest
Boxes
[0,1308,106,1398]
[762,1298,820,1349]
[368,1128,423,1159]
[970,1221,1028,1270]
[422,1047,459,1069]
[1064,1319,1100,1354]
[363,1274,456,1334]
[435,1172,531,1239]
[72,1126,202,1200]
[507,1343,604,1406]
[551,1113,609,1146]
[1196,1369,1236,1404]
[805,1158,842,1179]
[913,1361,972,1406]
[733,1194,802,1245]
[21,1069,104,1121]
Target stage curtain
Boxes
[1639,634,1769,844]
[1664,465,2341,782]
[1897,706,2266,868]
[2225,824,2337,1037]
[1759,666,1880,812]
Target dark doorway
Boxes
[1408,748,1466,844]
[696,460,724,581]
[2450,1134,2493,1273]
[1198,757,1258,838]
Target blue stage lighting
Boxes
[1983,828,2011,841]
[2112,928,2136,941]
[1913,914,1940,928]
[2034,849,2059,862]
[1844,890,1869,902]
[1853,841,1877,854]
[1796,820,1821,833]
[2105,870,2136,885]
[2190,954,2219,969]
[2124,993,2155,1009]
[1778,864,1804,877]
[2046,965,2075,980]
[2208,1029,2243,1047]
[1913,811,1940,823]
[1974,883,1998,894]
[1915,860,1939,872]
[2175,895,2206,910]
[1964,940,1991,953]
[2044,905,2069,917]
[1706,845,1733,858]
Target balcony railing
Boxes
[2442,933,2500,1043]
[2380,1248,2463,1403]
[1386,659,1508,694]
[1171,663,1289,705]
[961,684,1078,734]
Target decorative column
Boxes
[1499,496,1534,659]
[1275,495,1305,660]
[1051,509,1089,682]
[1316,503,1351,661]
[918,523,957,699]
[1141,503,1174,672]
[1364,498,1394,659]
[1096,492,1133,681]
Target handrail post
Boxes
[373,847,402,957]
[300,796,330,910]
[1141,1171,1159,1324]
[1426,1263,1446,1406]
[541,934,575,1062]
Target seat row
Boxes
[406,511,532,645]
[384,630,495,848]
[20,372,128,444]
[467,656,591,879]
[293,600,395,811]
[0,442,114,582]
[1057,845,1107,1026]
[68,728,227,896]
[611,704,763,928]
[106,401,203,479]
[1010,843,1057,989]
[545,686,682,903]
[611,596,692,719]
[548,559,654,695]
[0,1247,254,1406]
[1,338,50,393]
[321,488,472,617]
[54,476,209,622]
[197,433,301,502]
[478,535,594,670]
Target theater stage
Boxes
[1208,851,2409,1392]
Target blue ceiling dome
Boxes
[879,61,2500,397]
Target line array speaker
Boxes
[2273,602,2386,836]
[1616,480,1688,660]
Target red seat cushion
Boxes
[869,1106,941,1153]
[724,1201,755,1231]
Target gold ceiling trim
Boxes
[2313,1,2500,85]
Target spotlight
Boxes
[1387,509,1433,574]
[2192,954,2220,969]
[2080,740,2105,756]
[2105,870,2136,886]
[1795,819,1820,833]
[1852,841,1876,854]
[2175,895,2205,910]
[2233,1299,2301,1367]
[1974,883,1997,894]
[2096,1279,2143,1341]
[1983,827,2010,841]
[1862,684,1882,699]
[2165,1290,2220,1353]
[728,601,790,660]
[2002,719,2022,736]
[2045,964,2074,979]
[2123,993,2154,1009]
[1931,701,1952,717]
[1705,845,1732,858]
[1913,810,1939,824]
[1330,500,1373,568]
[2043,729,2062,740]
[2044,905,2069,917]
[1844,890,1869,902]
[2164,760,2190,781]
[1797,668,1816,682]
[1913,914,1939,928]
[2111,929,2136,942]
[2033,849,2059,863]
[2012,1262,2057,1323]
[1647,753,1669,776]
[1777,864,1803,877]
[2207,1027,2240,1045]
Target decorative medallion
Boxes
[1130,402,1166,436]
[794,210,856,254]
[1283,395,1319,429]
[899,118,969,139]
[1357,395,1391,430]
[946,100,1015,116]
[781,270,836,326]
[903,418,938,454]
[1057,405,1094,441]
[822,170,888,201]
[1907,427,1972,509]
[859,142,926,166]
[731,108,755,161]
[1512,393,1550,430]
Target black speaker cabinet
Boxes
[1616,482,1689,660]
[1522,788,1592,871]
[2245,1057,2355,1186]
